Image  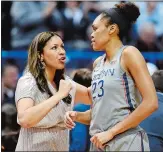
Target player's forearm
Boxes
[109,98,158,137]
[75,110,91,125]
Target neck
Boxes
[105,37,123,62]
[45,67,56,83]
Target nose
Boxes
[91,32,94,39]
[59,47,66,55]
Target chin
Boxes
[92,44,103,51]
[93,47,102,51]
[92,46,98,51]
[58,65,65,70]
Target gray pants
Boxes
[90,130,150,151]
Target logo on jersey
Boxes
[92,68,115,81]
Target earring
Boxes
[38,59,46,70]
[41,59,46,69]
[37,53,46,69]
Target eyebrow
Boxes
[92,24,97,29]
[52,43,64,46]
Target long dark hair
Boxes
[27,31,65,97]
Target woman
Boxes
[15,32,91,151]
[64,2,158,151]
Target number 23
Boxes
[92,80,104,98]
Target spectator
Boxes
[135,22,163,52]
[140,70,163,151]
[2,61,19,105]
[61,1,89,49]
[135,2,163,38]
[10,1,62,50]
[69,68,91,152]
[81,1,100,22]
[1,103,20,151]
[156,60,163,70]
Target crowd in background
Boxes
[1,59,20,151]
[1,1,163,151]
[2,1,163,51]
[2,1,163,70]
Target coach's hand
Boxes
[58,80,72,98]
[90,130,114,150]
[64,111,77,129]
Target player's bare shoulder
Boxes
[122,46,141,60]
[122,46,143,62]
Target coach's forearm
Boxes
[18,92,64,128]
[75,110,91,125]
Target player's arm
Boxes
[74,56,103,105]
[65,57,103,128]
[109,46,158,137]
[75,56,103,124]
[64,109,91,129]
[74,83,92,105]
[75,109,91,125]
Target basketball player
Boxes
[64,2,158,151]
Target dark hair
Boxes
[27,32,63,96]
[152,70,163,93]
[73,68,92,87]
[101,2,140,40]
[26,31,71,104]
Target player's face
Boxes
[42,36,66,70]
[91,14,111,51]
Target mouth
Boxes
[91,39,95,43]
[59,56,66,63]
[91,39,95,45]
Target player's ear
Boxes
[108,24,117,35]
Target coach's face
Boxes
[42,36,66,70]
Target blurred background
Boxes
[1,1,163,151]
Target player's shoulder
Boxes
[122,46,140,57]
[122,45,144,68]
[93,56,103,69]
[122,45,143,62]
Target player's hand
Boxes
[64,111,77,129]
[90,130,114,150]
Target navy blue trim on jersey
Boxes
[123,73,135,112]
[140,131,144,152]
